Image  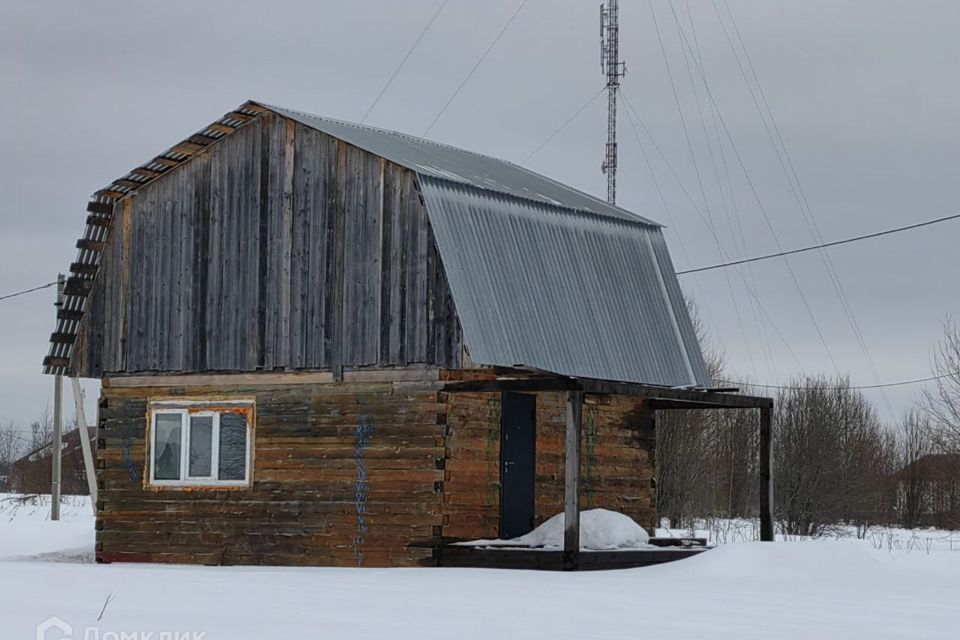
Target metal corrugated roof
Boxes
[260,103,658,226]
[265,102,707,387]
[419,177,709,387]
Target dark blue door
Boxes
[500,392,537,538]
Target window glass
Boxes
[154,413,183,480]
[188,415,213,478]
[218,412,248,481]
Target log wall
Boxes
[96,369,655,567]
[96,373,446,567]
[442,386,656,540]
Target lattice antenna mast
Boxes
[600,1,626,205]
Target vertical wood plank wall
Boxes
[97,378,446,566]
[442,390,656,541]
[74,113,463,378]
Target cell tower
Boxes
[600,1,626,205]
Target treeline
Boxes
[657,318,960,535]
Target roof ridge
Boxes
[255,102,509,164]
[418,174,658,228]
[254,100,657,226]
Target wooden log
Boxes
[57,308,85,322]
[86,214,112,228]
[170,141,204,156]
[188,133,217,146]
[113,179,144,190]
[564,390,582,569]
[63,277,94,296]
[151,157,182,169]
[206,123,237,135]
[43,356,70,369]
[69,262,99,276]
[129,167,163,179]
[76,239,106,252]
[86,201,114,215]
[224,111,256,123]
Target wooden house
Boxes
[8,427,97,496]
[43,101,773,568]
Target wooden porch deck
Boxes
[437,538,710,571]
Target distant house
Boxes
[8,427,96,496]
[894,453,960,529]
[43,101,772,567]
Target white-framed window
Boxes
[148,401,254,487]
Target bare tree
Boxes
[774,376,893,537]
[29,405,53,454]
[895,410,934,529]
[0,422,24,486]
[923,318,960,454]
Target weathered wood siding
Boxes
[97,375,446,566]
[95,369,655,567]
[75,112,463,377]
[442,388,656,540]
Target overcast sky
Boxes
[1,0,956,430]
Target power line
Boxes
[619,91,805,371]
[707,0,892,414]
[646,1,762,378]
[0,281,57,302]
[659,2,842,377]
[677,212,960,275]
[521,87,606,164]
[720,372,959,392]
[360,0,450,124]
[663,0,763,378]
[422,0,530,136]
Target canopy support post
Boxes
[760,405,774,541]
[564,390,583,569]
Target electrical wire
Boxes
[422,0,530,136]
[647,0,761,378]
[660,2,843,377]
[708,0,906,414]
[360,0,450,124]
[619,91,805,371]
[0,281,57,302]
[677,0,779,379]
[676,212,960,275]
[720,372,959,392]
[669,0,763,378]
[520,87,606,164]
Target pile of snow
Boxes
[459,508,652,550]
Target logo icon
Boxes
[36,616,72,640]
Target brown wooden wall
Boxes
[96,370,655,567]
[442,389,656,541]
[76,112,463,378]
[96,374,446,567]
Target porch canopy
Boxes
[443,374,774,569]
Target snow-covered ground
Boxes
[2,494,959,640]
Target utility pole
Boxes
[600,1,626,205]
[51,273,65,521]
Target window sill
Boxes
[144,480,252,491]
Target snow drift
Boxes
[458,508,652,550]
